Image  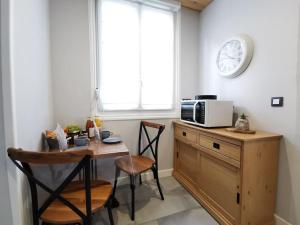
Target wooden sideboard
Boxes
[173,121,282,225]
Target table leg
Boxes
[111,166,121,208]
[111,196,120,208]
[95,159,98,180]
[91,159,94,179]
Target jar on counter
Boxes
[86,117,95,138]
[94,116,103,128]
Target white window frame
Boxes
[88,0,180,120]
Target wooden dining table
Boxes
[68,140,130,180]
[87,140,129,159]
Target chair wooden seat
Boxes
[41,180,112,224]
[115,155,155,175]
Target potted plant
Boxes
[235,113,250,131]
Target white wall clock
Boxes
[216,35,254,78]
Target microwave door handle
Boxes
[193,102,197,122]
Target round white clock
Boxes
[216,35,254,78]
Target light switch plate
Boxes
[271,97,283,107]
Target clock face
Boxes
[216,35,254,77]
[217,40,243,74]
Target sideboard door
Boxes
[176,141,199,186]
[198,153,240,224]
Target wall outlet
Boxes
[271,97,283,107]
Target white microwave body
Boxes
[181,100,233,128]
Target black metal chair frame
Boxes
[112,121,165,220]
[8,154,114,225]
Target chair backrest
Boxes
[138,121,165,167]
[7,148,94,225]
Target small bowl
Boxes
[101,130,111,140]
[74,136,89,146]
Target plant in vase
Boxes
[235,113,250,131]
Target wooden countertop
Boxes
[173,120,282,142]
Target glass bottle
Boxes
[86,117,95,138]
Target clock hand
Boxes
[223,53,239,60]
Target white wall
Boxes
[198,0,300,224]
[49,0,200,172]
[13,0,54,150]
[0,2,14,222]
[0,67,14,225]
[0,98,14,225]
[1,0,22,224]
[10,0,54,224]
[50,0,93,126]
[180,7,199,99]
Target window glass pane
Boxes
[140,6,174,110]
[98,0,175,111]
[100,0,140,110]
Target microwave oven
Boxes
[181,100,233,127]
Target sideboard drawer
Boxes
[175,126,197,144]
[199,134,241,161]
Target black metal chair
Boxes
[7,148,114,225]
[112,121,165,220]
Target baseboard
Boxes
[114,168,173,185]
[141,168,173,180]
[275,214,292,225]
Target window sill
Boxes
[97,111,180,121]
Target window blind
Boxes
[97,0,178,111]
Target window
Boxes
[96,0,179,114]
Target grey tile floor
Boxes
[94,176,219,225]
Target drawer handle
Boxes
[236,192,240,204]
[213,142,220,149]
[182,131,186,136]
